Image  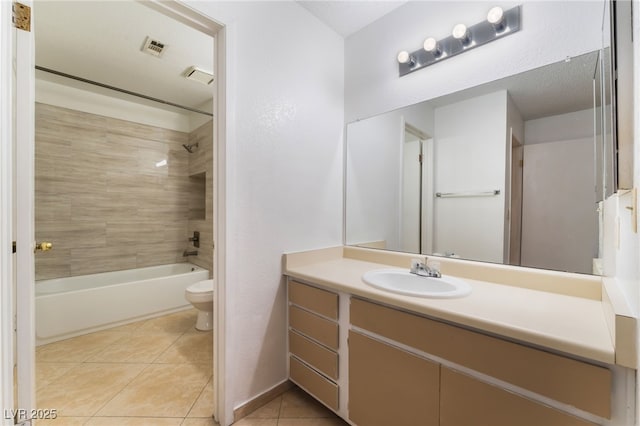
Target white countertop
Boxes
[284,251,615,365]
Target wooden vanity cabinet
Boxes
[349,330,440,426]
[440,368,595,426]
[285,278,610,426]
[350,297,609,425]
[287,280,340,411]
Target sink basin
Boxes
[362,269,472,298]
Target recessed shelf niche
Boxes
[188,172,206,220]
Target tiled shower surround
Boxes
[35,103,213,280]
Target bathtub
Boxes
[35,263,209,345]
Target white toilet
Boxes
[185,279,214,331]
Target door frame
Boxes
[1,1,16,421]
[1,1,232,424]
[143,3,227,422]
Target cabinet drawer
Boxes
[351,298,611,419]
[288,280,338,320]
[289,329,338,380]
[440,367,597,426]
[289,305,339,350]
[290,355,339,411]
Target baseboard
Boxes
[233,379,294,422]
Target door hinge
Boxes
[12,241,16,253]
[418,154,423,163]
[519,159,524,167]
[12,2,31,32]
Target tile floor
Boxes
[34,309,347,426]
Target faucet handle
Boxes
[426,259,442,277]
[410,258,425,273]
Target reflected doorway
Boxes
[401,123,432,254]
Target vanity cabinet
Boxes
[287,280,340,411]
[285,277,612,426]
[349,330,439,426]
[350,297,610,425]
[440,367,595,426]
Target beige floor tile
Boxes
[85,417,183,425]
[37,363,146,417]
[181,418,220,426]
[36,416,89,425]
[86,333,180,363]
[155,330,213,364]
[97,363,211,418]
[135,309,197,335]
[36,362,78,390]
[36,331,126,363]
[230,419,278,426]
[277,419,348,426]
[187,376,214,418]
[279,388,335,419]
[105,320,146,333]
[245,395,282,419]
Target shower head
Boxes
[182,143,199,153]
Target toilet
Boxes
[185,279,214,331]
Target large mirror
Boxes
[345,15,617,276]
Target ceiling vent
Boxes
[184,66,214,85]
[141,36,166,57]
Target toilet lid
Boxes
[187,279,214,293]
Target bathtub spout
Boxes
[183,250,198,257]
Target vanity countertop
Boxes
[284,246,620,365]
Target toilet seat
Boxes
[186,279,213,295]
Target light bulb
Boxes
[487,6,504,25]
[452,23,469,41]
[397,50,412,64]
[423,37,437,52]
[423,37,442,58]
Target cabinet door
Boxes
[440,367,597,426]
[349,331,439,426]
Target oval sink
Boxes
[362,269,472,298]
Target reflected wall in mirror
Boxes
[346,49,611,275]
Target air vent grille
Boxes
[184,66,214,85]
[141,36,166,57]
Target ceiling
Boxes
[429,50,599,121]
[35,1,214,113]
[35,1,597,122]
[297,1,408,37]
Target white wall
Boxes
[185,2,344,424]
[433,90,507,263]
[35,78,196,132]
[521,138,596,274]
[346,102,433,249]
[521,109,597,274]
[345,1,604,122]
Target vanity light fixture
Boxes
[398,5,521,77]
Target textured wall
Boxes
[345,1,605,122]
[34,103,211,280]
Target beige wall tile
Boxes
[34,103,208,279]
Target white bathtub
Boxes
[35,263,209,345]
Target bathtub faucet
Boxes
[183,250,198,257]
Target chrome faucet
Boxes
[183,250,198,257]
[410,258,441,278]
